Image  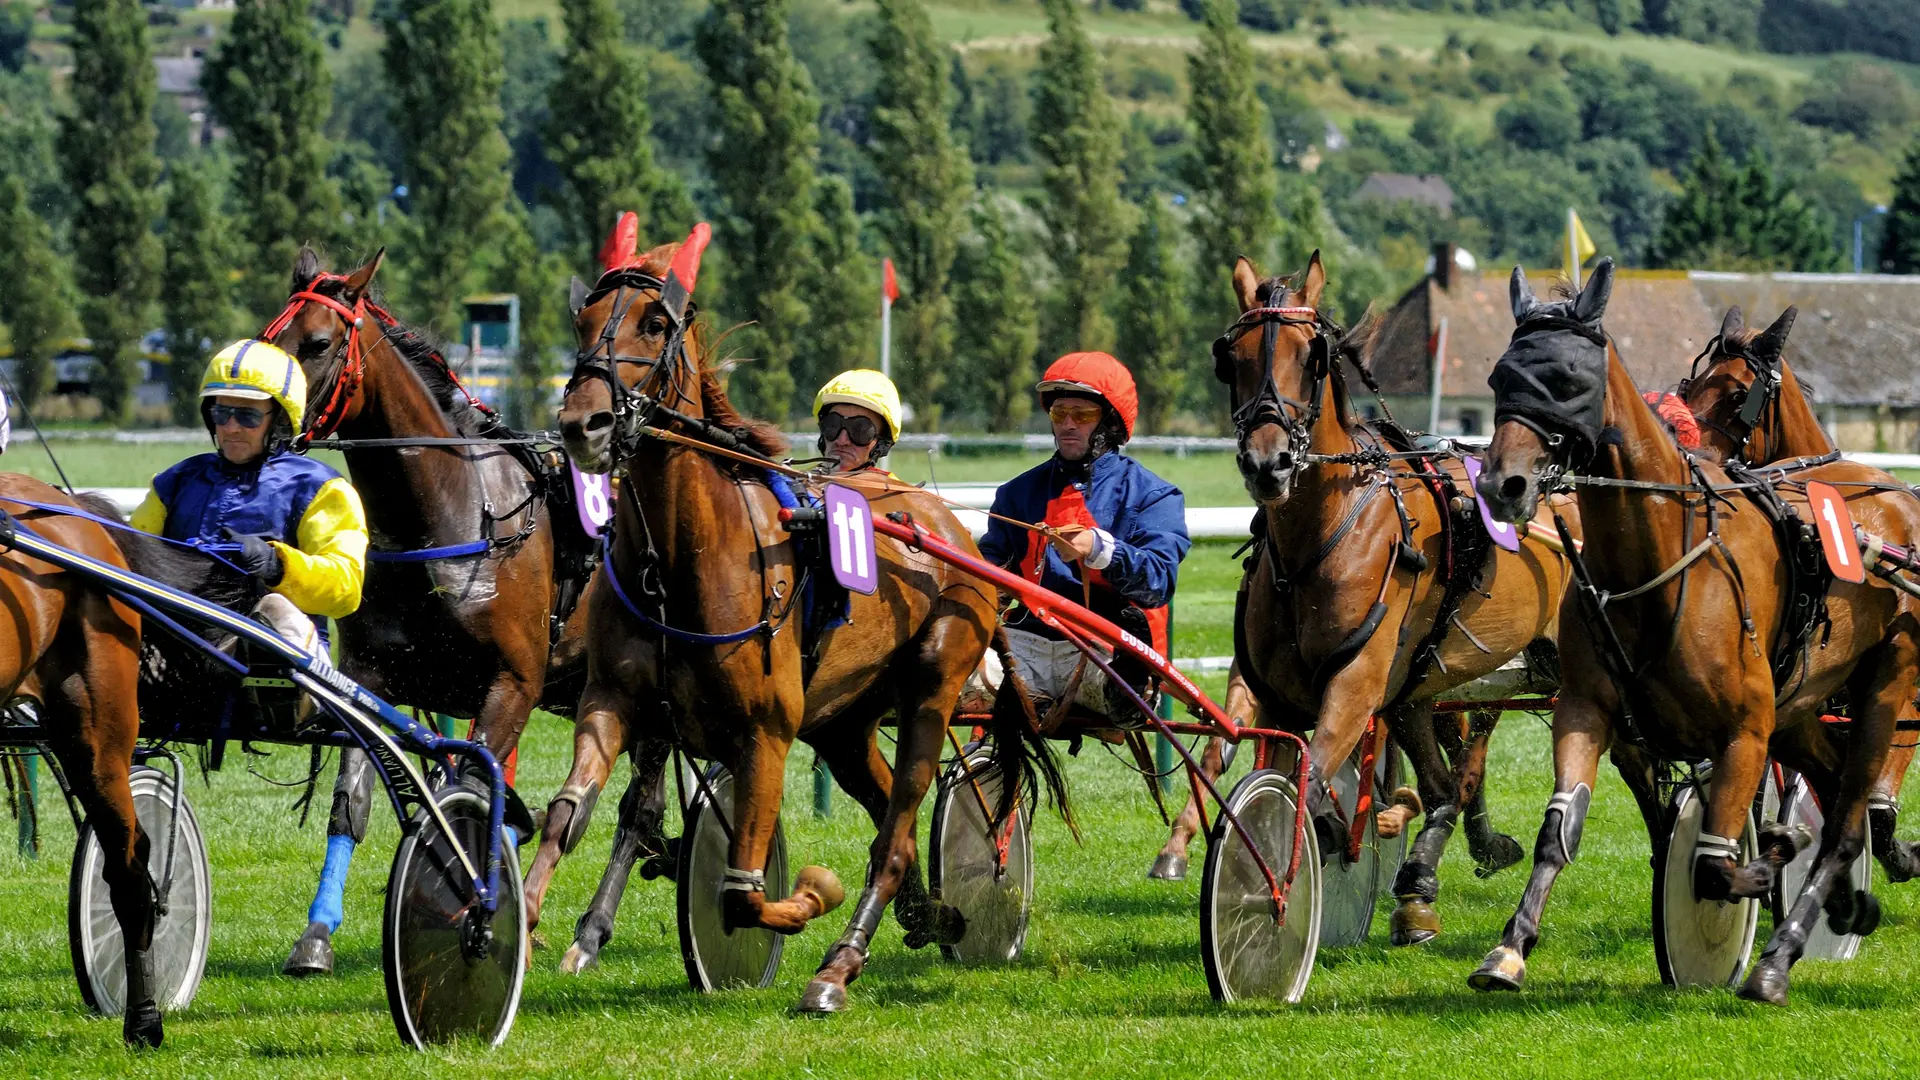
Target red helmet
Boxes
[1038,352,1138,440]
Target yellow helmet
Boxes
[200,339,306,431]
[813,368,902,440]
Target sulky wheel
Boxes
[1774,774,1874,962]
[929,745,1033,964]
[676,763,788,991]
[383,787,527,1048]
[1652,781,1759,988]
[69,764,211,1016]
[1319,745,1402,948]
[1374,743,1409,904]
[1199,768,1321,1003]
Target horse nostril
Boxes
[1271,452,1294,472]
[1500,475,1528,501]
[583,411,614,435]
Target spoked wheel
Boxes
[677,763,789,991]
[929,744,1033,964]
[1652,781,1759,987]
[1774,774,1873,961]
[69,765,211,1016]
[383,787,527,1048]
[1200,769,1321,1003]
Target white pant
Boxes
[958,627,1114,717]
[254,593,320,653]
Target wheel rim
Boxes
[1776,778,1872,962]
[1374,747,1409,903]
[678,764,788,991]
[1318,756,1379,948]
[931,749,1032,964]
[71,766,211,1016]
[384,789,526,1047]
[1201,770,1321,1003]
[1655,785,1758,987]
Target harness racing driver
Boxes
[814,368,900,475]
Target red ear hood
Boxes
[597,211,640,273]
[668,223,711,296]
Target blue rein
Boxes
[367,539,491,563]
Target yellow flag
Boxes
[1567,209,1597,280]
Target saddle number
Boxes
[1807,480,1864,585]
[1462,456,1520,553]
[570,464,612,537]
[825,484,879,595]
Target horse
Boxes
[264,249,594,971]
[1212,251,1576,946]
[1680,304,1920,883]
[1470,259,1920,1004]
[535,228,1048,1013]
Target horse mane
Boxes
[693,323,789,457]
[1722,325,1763,352]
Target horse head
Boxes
[1477,258,1616,524]
[1679,304,1798,463]
[1212,251,1330,507]
[268,247,386,440]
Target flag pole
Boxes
[880,265,894,380]
[1568,207,1581,292]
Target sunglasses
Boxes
[1048,402,1105,426]
[209,404,268,429]
[821,412,880,447]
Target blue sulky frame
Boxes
[0,509,510,917]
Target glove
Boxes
[221,527,285,587]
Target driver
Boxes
[128,338,373,979]
[813,368,899,474]
[974,352,1189,719]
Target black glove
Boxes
[221,527,285,587]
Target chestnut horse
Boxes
[535,231,1037,1013]
[0,477,160,1045]
[1681,304,1920,883]
[1213,252,1576,945]
[1471,260,1920,1003]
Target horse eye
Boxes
[642,316,669,337]
[298,336,332,359]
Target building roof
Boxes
[1352,173,1456,214]
[1365,263,1920,407]
[154,56,202,95]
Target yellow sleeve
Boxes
[269,477,369,619]
[129,483,168,535]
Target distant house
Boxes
[1363,245,1920,452]
[154,52,214,147]
[1352,173,1456,217]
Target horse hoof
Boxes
[1472,833,1525,878]
[560,941,599,974]
[793,979,848,1015]
[282,921,334,978]
[1468,946,1525,992]
[794,865,846,916]
[122,1002,163,1049]
[1389,899,1441,946]
[1832,890,1882,937]
[1148,854,1188,881]
[1736,963,1789,1006]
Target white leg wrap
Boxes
[721,867,766,893]
[1695,832,1742,861]
[1870,794,1900,813]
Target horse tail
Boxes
[985,627,1079,842]
[71,493,257,611]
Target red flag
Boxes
[882,258,900,303]
[597,211,639,273]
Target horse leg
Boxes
[1742,656,1905,1005]
[525,689,632,937]
[285,747,375,976]
[1459,709,1523,876]
[1690,723,1794,904]
[722,726,845,936]
[1468,691,1611,991]
[1869,732,1919,882]
[1151,737,1228,881]
[1388,702,1462,946]
[561,738,673,974]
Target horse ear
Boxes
[1573,257,1613,325]
[1232,256,1261,313]
[1301,250,1326,311]
[1753,305,1797,362]
[291,246,323,294]
[1510,265,1536,322]
[569,276,589,317]
[1719,306,1745,341]
[341,248,386,302]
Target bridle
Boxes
[564,266,699,463]
[1213,304,1332,460]
[260,273,386,444]
[1679,334,1779,459]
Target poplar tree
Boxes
[491,206,570,428]
[952,199,1038,433]
[1184,0,1278,330]
[697,0,821,418]
[1880,138,1920,274]
[203,0,338,321]
[58,0,163,420]
[799,175,876,405]
[0,177,75,409]
[1117,196,1186,435]
[161,158,237,424]
[1032,0,1129,353]
[547,0,683,257]
[383,0,513,329]
[869,0,970,428]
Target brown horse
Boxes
[1681,304,1920,882]
[0,477,160,1046]
[1212,252,1575,945]
[1471,260,1920,1003]
[534,233,1030,1013]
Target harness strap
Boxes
[1606,538,1713,603]
[600,531,769,646]
[367,540,492,563]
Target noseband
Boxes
[565,268,695,461]
[1214,305,1331,457]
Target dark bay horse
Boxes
[1214,252,1576,946]
[536,231,1030,1013]
[1472,260,1920,1003]
[265,250,592,970]
[1681,304,1920,882]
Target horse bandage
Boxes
[1548,783,1591,864]
[722,867,766,894]
[1695,832,1743,862]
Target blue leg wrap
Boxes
[307,833,357,932]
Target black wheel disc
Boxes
[677,763,788,991]
[383,788,526,1048]
[929,747,1033,964]
[1199,769,1320,1003]
[68,765,211,1016]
